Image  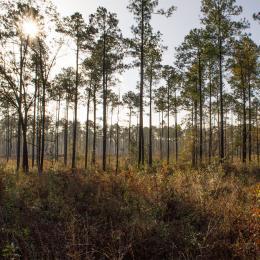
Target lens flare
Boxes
[22,18,38,38]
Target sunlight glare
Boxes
[22,18,38,38]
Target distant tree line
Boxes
[0,0,259,174]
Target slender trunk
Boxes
[85,89,91,170]
[198,54,203,164]
[148,64,153,166]
[92,85,97,165]
[16,40,23,172]
[128,108,132,157]
[36,78,41,168]
[55,96,60,161]
[160,111,164,160]
[102,28,107,171]
[192,106,196,166]
[64,97,69,165]
[6,107,10,162]
[109,107,113,165]
[256,103,259,165]
[230,111,234,162]
[248,80,252,162]
[116,106,120,174]
[138,0,144,166]
[22,118,29,173]
[242,70,247,163]
[218,23,224,163]
[72,37,79,171]
[208,70,212,163]
[194,99,198,167]
[175,90,178,163]
[39,43,46,175]
[32,61,38,168]
[167,83,170,165]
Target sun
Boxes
[22,18,39,38]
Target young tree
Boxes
[201,0,247,162]
[229,36,258,163]
[145,32,163,166]
[58,12,92,172]
[90,7,124,171]
[128,0,175,166]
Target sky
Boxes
[51,0,260,125]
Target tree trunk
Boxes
[148,65,153,166]
[256,103,259,165]
[22,118,29,174]
[248,80,252,162]
[160,111,164,160]
[109,107,113,165]
[85,89,91,170]
[175,90,178,163]
[102,28,107,171]
[72,37,79,172]
[38,39,46,175]
[92,85,97,165]
[128,108,132,157]
[55,96,60,161]
[116,106,120,174]
[64,97,69,166]
[16,40,23,172]
[208,70,212,164]
[32,61,38,168]
[198,54,203,164]
[218,27,224,163]
[138,0,145,166]
[167,83,170,165]
[242,71,247,163]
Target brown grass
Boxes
[0,162,259,259]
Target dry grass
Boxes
[0,162,259,259]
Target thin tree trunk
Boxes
[218,23,224,163]
[102,26,107,171]
[32,61,38,168]
[256,103,259,165]
[242,70,247,163]
[38,39,47,175]
[208,70,212,164]
[55,96,60,161]
[148,64,153,166]
[198,54,203,164]
[175,90,178,163]
[109,107,113,165]
[248,80,252,162]
[22,117,29,173]
[116,105,120,174]
[138,0,145,166]
[167,83,170,165]
[128,108,132,157]
[64,97,69,166]
[16,40,23,172]
[92,85,97,165]
[85,89,91,170]
[72,37,79,171]
[194,99,198,167]
[160,111,164,160]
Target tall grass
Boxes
[0,163,259,259]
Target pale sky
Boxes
[51,0,260,126]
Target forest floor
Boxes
[0,161,259,259]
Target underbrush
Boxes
[0,163,259,259]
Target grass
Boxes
[0,162,259,259]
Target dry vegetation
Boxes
[0,162,259,259]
